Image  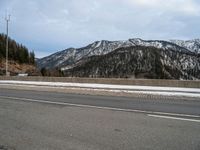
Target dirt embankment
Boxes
[0,59,38,75]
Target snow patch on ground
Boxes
[0,80,200,98]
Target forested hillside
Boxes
[0,34,35,64]
[0,33,37,75]
[64,46,200,80]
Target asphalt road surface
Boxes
[0,88,200,150]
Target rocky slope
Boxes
[0,59,38,76]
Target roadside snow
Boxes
[0,80,200,98]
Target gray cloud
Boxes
[0,0,200,58]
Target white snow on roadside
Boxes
[0,80,200,98]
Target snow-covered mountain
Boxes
[63,46,200,80]
[170,39,200,54]
[37,38,193,70]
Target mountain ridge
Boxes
[63,45,199,80]
[37,38,197,70]
[36,38,200,80]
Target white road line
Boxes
[0,95,200,118]
[148,114,200,123]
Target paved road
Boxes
[0,88,200,150]
[0,88,200,116]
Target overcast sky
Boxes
[0,0,200,58]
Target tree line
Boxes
[0,33,35,64]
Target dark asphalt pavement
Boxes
[0,88,200,116]
[0,87,200,150]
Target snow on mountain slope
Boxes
[37,38,196,70]
[37,40,130,69]
[63,46,200,80]
[128,39,191,53]
[37,48,77,69]
[170,39,200,54]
